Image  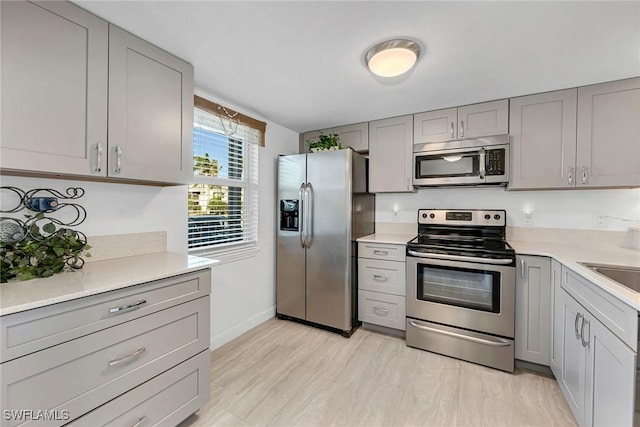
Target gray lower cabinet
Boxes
[358,242,406,330]
[0,0,194,185]
[515,255,551,365]
[554,266,637,427]
[549,259,563,376]
[0,269,211,426]
[369,115,414,193]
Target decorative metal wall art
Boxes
[0,186,90,283]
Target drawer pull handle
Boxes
[130,416,147,427]
[373,306,389,315]
[109,347,146,368]
[373,274,388,282]
[109,299,147,314]
[373,250,389,256]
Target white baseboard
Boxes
[210,306,275,350]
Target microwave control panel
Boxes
[485,149,506,175]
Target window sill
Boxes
[189,242,258,264]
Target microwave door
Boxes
[414,151,483,186]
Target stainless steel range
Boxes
[405,209,516,372]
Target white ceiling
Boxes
[75,1,640,133]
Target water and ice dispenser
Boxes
[280,200,299,231]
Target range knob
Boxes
[494,214,501,220]
[429,213,435,219]
[422,213,427,219]
[484,214,491,220]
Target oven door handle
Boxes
[407,250,514,265]
[408,320,512,347]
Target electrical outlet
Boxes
[392,204,399,221]
[522,210,534,226]
[593,213,608,228]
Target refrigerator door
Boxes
[276,154,307,320]
[305,149,353,331]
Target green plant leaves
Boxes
[0,221,88,283]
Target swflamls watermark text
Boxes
[3,409,70,421]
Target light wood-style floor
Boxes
[179,318,577,427]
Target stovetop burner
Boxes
[407,209,515,260]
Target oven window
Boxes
[415,152,479,179]
[417,264,501,313]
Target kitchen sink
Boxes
[580,263,640,293]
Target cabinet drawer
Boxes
[358,258,405,296]
[1,297,209,426]
[562,266,637,350]
[68,350,210,427]
[1,269,211,363]
[358,242,405,262]
[358,290,406,331]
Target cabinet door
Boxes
[413,108,457,144]
[515,255,551,365]
[333,123,368,152]
[558,290,589,427]
[549,259,563,378]
[585,316,636,427]
[108,25,194,184]
[369,115,414,193]
[577,77,640,188]
[509,89,578,189]
[0,0,108,177]
[302,130,328,153]
[457,99,509,139]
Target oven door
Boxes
[413,144,509,187]
[406,252,515,338]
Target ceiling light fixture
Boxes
[364,39,421,78]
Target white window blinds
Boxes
[188,98,261,257]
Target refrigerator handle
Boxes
[298,183,306,248]
[305,183,314,248]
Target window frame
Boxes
[188,100,260,260]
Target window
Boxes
[188,95,265,257]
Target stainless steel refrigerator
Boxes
[276,148,374,336]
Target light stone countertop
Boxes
[357,233,415,245]
[0,252,218,316]
[510,241,640,311]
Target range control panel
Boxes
[418,209,506,226]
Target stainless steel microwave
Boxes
[413,136,510,187]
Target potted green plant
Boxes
[0,213,91,283]
[307,132,343,152]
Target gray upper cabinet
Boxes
[333,122,368,152]
[413,100,508,144]
[457,100,509,140]
[0,0,108,177]
[0,1,194,185]
[509,89,578,189]
[413,108,457,144]
[369,115,414,193]
[515,255,551,365]
[576,77,640,188]
[302,122,368,153]
[108,25,194,184]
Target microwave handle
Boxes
[479,148,486,179]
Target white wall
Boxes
[376,187,640,231]
[0,176,188,253]
[207,119,299,349]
